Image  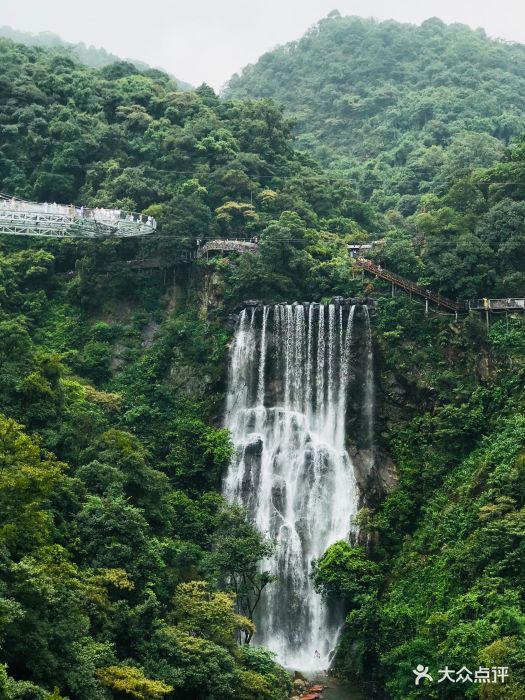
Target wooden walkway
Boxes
[127,244,524,316]
[356,258,525,314]
[356,257,464,312]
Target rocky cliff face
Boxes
[190,266,398,513]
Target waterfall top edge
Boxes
[239,297,376,308]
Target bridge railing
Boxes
[0,195,156,237]
[468,298,525,310]
[356,257,463,312]
[196,239,258,258]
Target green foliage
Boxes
[96,666,172,699]
[378,416,525,699]
[227,15,525,299]
[228,15,525,210]
[169,580,254,651]
[0,416,65,556]
[0,24,524,700]
[0,36,376,305]
[313,541,381,608]
[0,26,192,88]
[208,506,275,641]
[0,204,289,699]
[240,645,290,684]
[0,342,286,698]
[324,304,525,697]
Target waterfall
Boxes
[224,303,366,671]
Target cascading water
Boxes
[224,303,367,670]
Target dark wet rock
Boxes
[226,313,239,330]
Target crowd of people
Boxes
[0,198,156,229]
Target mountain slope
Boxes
[0,32,523,700]
[226,14,525,212]
[0,38,372,700]
[0,25,193,90]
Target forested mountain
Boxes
[0,29,524,700]
[315,296,525,699]
[227,14,525,213]
[0,38,368,700]
[0,26,193,89]
[0,36,374,300]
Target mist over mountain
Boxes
[0,25,193,90]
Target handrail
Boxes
[356,258,464,312]
[0,195,155,228]
[469,298,525,310]
[0,195,155,237]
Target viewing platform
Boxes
[0,195,156,238]
[468,298,525,311]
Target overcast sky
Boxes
[2,0,524,90]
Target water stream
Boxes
[224,303,372,670]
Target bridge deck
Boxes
[196,239,258,257]
[356,258,525,314]
[356,258,463,312]
[0,197,155,238]
[468,298,525,311]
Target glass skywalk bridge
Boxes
[0,195,156,238]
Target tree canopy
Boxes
[227,15,525,213]
[0,23,523,700]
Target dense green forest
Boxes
[0,24,524,700]
[229,15,525,300]
[315,299,525,698]
[227,14,525,215]
[0,37,365,700]
[0,26,192,89]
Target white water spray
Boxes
[224,303,367,670]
